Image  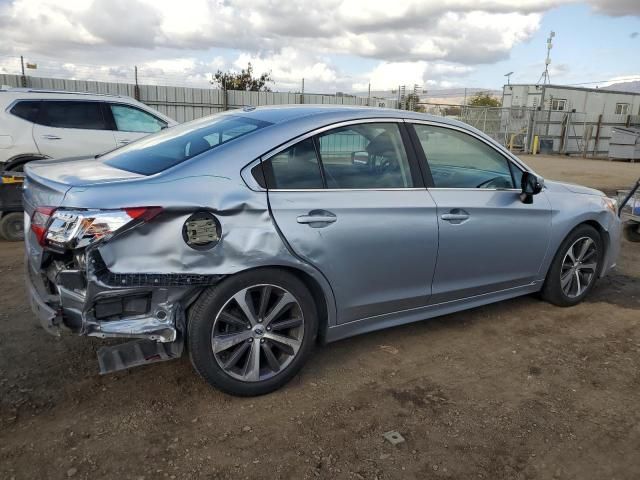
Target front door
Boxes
[409,122,552,303]
[265,121,439,324]
[33,101,116,159]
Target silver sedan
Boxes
[24,106,621,396]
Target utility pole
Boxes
[367,82,371,107]
[134,65,140,100]
[20,55,26,87]
[300,78,305,104]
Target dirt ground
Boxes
[1,155,639,480]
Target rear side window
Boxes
[110,104,166,133]
[262,138,324,189]
[9,101,41,123]
[103,114,271,175]
[39,101,107,130]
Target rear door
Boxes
[105,103,168,148]
[409,122,552,303]
[33,101,116,159]
[264,120,439,324]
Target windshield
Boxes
[102,114,272,175]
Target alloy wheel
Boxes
[211,284,304,382]
[560,236,598,298]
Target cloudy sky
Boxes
[0,0,639,94]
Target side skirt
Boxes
[324,282,542,343]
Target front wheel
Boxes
[541,224,603,307]
[188,269,317,396]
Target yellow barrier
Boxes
[532,135,539,155]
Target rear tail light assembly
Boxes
[31,206,162,249]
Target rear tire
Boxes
[188,268,317,396]
[541,224,603,307]
[623,222,640,242]
[0,213,24,242]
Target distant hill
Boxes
[604,81,640,93]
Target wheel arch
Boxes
[184,264,334,344]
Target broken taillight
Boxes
[30,206,56,246]
[39,207,162,250]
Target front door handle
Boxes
[297,210,337,227]
[41,134,61,140]
[118,139,132,145]
[441,209,470,224]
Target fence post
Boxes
[482,108,487,132]
[593,114,602,156]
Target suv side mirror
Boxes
[520,171,544,204]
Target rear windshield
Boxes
[102,114,272,175]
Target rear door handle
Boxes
[41,134,61,140]
[118,139,132,145]
[297,210,337,227]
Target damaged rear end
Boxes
[23,158,223,374]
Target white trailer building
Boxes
[502,84,640,116]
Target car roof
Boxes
[0,87,130,100]
[228,104,473,132]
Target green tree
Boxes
[404,93,424,112]
[467,92,501,107]
[211,63,273,91]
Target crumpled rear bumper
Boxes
[25,260,63,336]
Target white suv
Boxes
[0,88,177,171]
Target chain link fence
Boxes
[420,103,640,157]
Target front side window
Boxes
[317,123,414,189]
[103,114,271,175]
[39,101,107,130]
[110,104,166,133]
[262,138,323,189]
[413,124,515,189]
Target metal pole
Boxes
[463,88,467,106]
[367,82,371,107]
[134,66,140,101]
[20,55,26,87]
[300,78,304,104]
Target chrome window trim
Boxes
[405,118,532,175]
[258,117,418,192]
[268,188,428,193]
[240,158,265,191]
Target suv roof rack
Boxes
[0,87,127,98]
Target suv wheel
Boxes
[541,224,603,307]
[188,269,317,396]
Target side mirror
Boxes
[351,151,369,165]
[520,171,544,204]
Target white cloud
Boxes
[0,0,638,92]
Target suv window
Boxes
[412,124,515,189]
[103,114,270,175]
[262,138,323,189]
[39,101,107,130]
[317,123,414,189]
[10,100,41,123]
[110,104,166,133]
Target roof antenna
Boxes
[537,31,555,85]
